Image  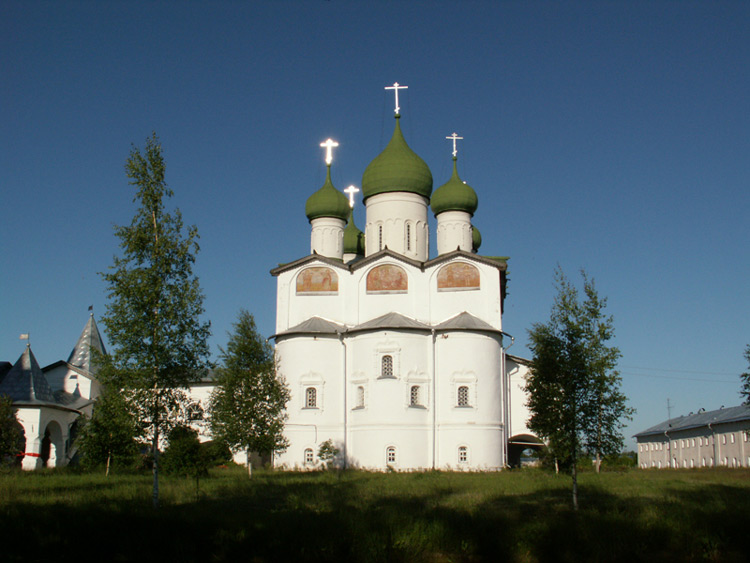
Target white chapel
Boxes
[271,84,538,470]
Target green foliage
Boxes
[100,133,211,505]
[525,268,634,506]
[161,426,208,478]
[209,310,290,458]
[317,439,340,469]
[740,344,750,405]
[201,439,233,466]
[0,396,24,467]
[76,387,140,472]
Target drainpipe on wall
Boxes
[708,421,716,467]
[431,328,437,470]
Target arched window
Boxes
[410,385,420,406]
[406,223,411,251]
[458,446,468,463]
[188,404,204,421]
[305,387,317,408]
[357,386,365,408]
[386,446,396,465]
[304,448,314,465]
[381,355,393,378]
[378,225,383,251]
[457,385,469,407]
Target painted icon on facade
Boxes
[437,262,480,291]
[366,264,408,293]
[296,267,338,294]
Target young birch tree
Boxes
[525,268,632,510]
[209,310,290,477]
[100,133,211,508]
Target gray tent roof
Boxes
[434,312,500,333]
[273,316,346,338]
[0,346,57,404]
[634,404,750,438]
[349,312,430,333]
[67,314,107,375]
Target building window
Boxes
[381,355,394,378]
[406,223,411,251]
[378,225,383,251]
[458,446,468,464]
[730,433,735,444]
[304,448,314,465]
[188,404,204,421]
[457,385,469,407]
[305,387,317,408]
[356,386,365,408]
[722,435,726,445]
[410,385,421,406]
[386,446,396,465]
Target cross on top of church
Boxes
[385,82,408,114]
[446,132,463,157]
[320,138,339,165]
[344,185,360,208]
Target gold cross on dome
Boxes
[320,138,339,165]
[446,132,463,157]
[385,82,408,114]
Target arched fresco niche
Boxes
[296,267,338,294]
[366,264,408,293]
[437,262,480,291]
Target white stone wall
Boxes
[436,210,473,255]
[364,192,429,260]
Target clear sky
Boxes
[2,1,748,447]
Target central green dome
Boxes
[361,115,433,201]
[305,164,350,222]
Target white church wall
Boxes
[506,358,533,439]
[365,192,429,260]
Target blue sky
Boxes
[2,1,748,447]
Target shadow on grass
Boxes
[1,470,749,562]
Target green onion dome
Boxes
[343,209,365,255]
[361,115,433,201]
[305,164,350,222]
[431,157,478,216]
[472,225,482,252]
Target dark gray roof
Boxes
[349,312,430,333]
[0,346,57,404]
[273,317,346,338]
[634,404,750,438]
[434,312,500,333]
[67,314,107,375]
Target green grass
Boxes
[1,467,748,562]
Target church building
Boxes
[271,84,537,470]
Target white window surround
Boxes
[304,448,314,465]
[458,445,469,464]
[376,346,401,379]
[300,373,324,410]
[451,373,477,408]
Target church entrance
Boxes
[507,434,544,468]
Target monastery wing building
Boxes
[271,85,538,470]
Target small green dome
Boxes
[305,164,350,222]
[343,209,365,255]
[472,225,482,252]
[431,157,478,216]
[362,115,433,201]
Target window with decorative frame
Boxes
[386,446,396,465]
[305,387,317,408]
[304,448,314,465]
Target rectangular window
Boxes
[305,387,317,408]
[410,385,421,406]
[381,355,394,378]
[458,446,468,463]
[386,446,396,464]
[457,385,469,407]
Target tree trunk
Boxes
[571,451,579,511]
[105,451,111,477]
[152,421,160,510]
[554,457,559,475]
[247,450,253,479]
[595,451,601,474]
